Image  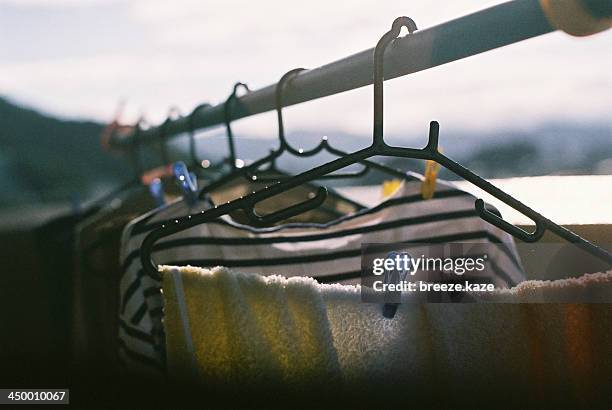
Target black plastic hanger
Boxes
[137,81,363,222]
[244,68,370,182]
[225,82,250,170]
[246,67,424,183]
[195,66,420,200]
[130,116,148,179]
[193,73,368,213]
[186,101,212,173]
[186,83,249,175]
[158,107,182,166]
[86,116,151,211]
[141,16,611,281]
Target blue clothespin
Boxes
[149,177,166,208]
[173,161,198,206]
[382,251,412,319]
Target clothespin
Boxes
[382,251,412,319]
[421,156,441,200]
[141,165,172,207]
[382,179,402,198]
[173,161,198,206]
[141,164,173,186]
[148,178,166,208]
[100,99,128,152]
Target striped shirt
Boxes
[118,180,525,374]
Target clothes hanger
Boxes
[133,82,359,222]
[82,116,165,270]
[246,67,422,183]
[225,82,250,170]
[141,16,612,281]
[85,116,151,211]
[243,68,369,182]
[194,73,367,214]
[157,108,202,203]
[186,102,212,174]
[158,106,182,166]
[185,83,249,176]
[80,116,167,281]
[188,81,297,192]
[192,73,308,197]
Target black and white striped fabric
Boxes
[118,180,525,374]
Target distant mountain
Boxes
[1,96,610,208]
[188,122,612,184]
[448,122,612,178]
[0,96,131,207]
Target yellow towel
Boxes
[161,265,342,387]
[161,265,612,400]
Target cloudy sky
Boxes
[1,0,611,138]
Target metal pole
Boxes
[111,0,554,149]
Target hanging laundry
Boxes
[160,265,612,394]
[72,186,159,371]
[118,179,526,374]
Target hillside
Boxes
[1,96,610,207]
[0,96,131,207]
[190,124,612,185]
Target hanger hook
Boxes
[244,68,305,182]
[373,16,417,148]
[187,102,212,169]
[130,123,143,179]
[276,68,306,151]
[425,120,440,155]
[159,106,182,165]
[224,82,250,170]
[256,67,370,182]
[130,115,150,178]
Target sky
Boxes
[1,0,611,139]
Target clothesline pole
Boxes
[109,0,609,149]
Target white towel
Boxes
[161,265,612,399]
